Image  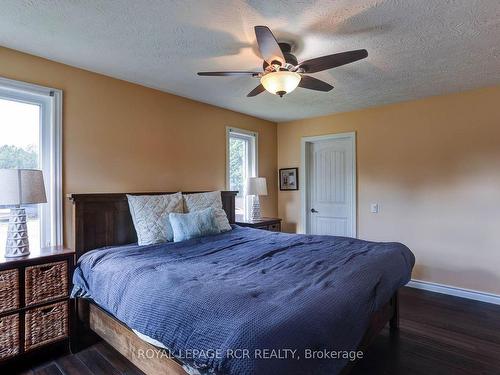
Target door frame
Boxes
[300,132,357,236]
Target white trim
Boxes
[407,279,500,306]
[300,132,357,236]
[0,76,63,247]
[50,90,63,247]
[0,76,55,97]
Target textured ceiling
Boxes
[0,0,499,122]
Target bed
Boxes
[69,191,414,375]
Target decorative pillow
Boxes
[169,208,221,242]
[183,191,232,232]
[127,192,184,245]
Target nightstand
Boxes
[235,217,282,232]
[0,247,74,366]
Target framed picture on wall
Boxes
[279,168,299,191]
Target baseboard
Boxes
[407,279,500,306]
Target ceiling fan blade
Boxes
[247,84,266,97]
[254,26,285,65]
[197,71,260,76]
[298,75,334,92]
[297,49,368,73]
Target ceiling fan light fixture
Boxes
[198,26,367,98]
[260,71,301,97]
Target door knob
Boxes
[310,208,318,213]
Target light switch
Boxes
[370,203,379,213]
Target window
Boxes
[226,127,257,219]
[0,77,62,249]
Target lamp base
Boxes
[250,196,262,221]
[5,207,30,258]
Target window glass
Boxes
[227,129,257,219]
[0,98,41,249]
[229,136,247,216]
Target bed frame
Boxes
[68,191,399,375]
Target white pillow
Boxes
[183,191,232,232]
[127,192,184,245]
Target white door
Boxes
[306,134,356,237]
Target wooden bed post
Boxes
[389,291,400,330]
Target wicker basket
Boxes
[25,261,68,306]
[0,313,20,360]
[25,301,68,351]
[0,269,19,314]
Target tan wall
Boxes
[0,47,277,247]
[2,45,498,295]
[278,85,500,295]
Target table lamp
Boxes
[246,177,267,221]
[0,169,47,258]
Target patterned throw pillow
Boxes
[169,207,221,242]
[183,191,232,232]
[127,192,184,245]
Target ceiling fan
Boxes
[198,26,368,98]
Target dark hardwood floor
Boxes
[11,287,500,375]
[353,287,500,375]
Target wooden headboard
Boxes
[68,191,237,260]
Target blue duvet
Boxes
[72,226,414,375]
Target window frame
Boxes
[0,76,63,247]
[226,127,258,217]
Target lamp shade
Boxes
[246,177,268,196]
[0,169,47,207]
[260,71,301,97]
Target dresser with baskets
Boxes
[0,247,74,365]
